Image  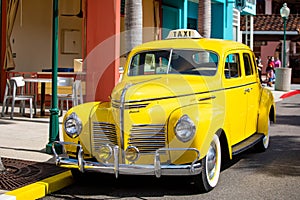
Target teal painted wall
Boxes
[162,0,188,38]
[161,0,235,40]
[211,3,224,39]
[211,0,234,40]
[224,1,234,40]
[188,1,198,19]
[187,1,198,30]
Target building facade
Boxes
[1,0,247,102]
[241,0,300,83]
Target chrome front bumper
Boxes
[52,141,202,178]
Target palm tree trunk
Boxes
[125,0,143,53]
[198,0,211,38]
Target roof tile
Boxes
[241,14,300,33]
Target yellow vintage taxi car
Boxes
[53,29,275,192]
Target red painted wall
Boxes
[85,0,120,102]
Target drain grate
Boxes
[0,157,67,191]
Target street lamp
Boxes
[275,3,292,91]
[280,3,290,68]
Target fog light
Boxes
[125,146,139,162]
[98,145,112,162]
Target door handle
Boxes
[244,88,252,93]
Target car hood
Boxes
[111,75,220,103]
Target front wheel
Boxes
[71,169,86,181]
[193,134,221,193]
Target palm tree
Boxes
[125,0,143,53]
[198,0,211,38]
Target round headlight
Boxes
[125,146,140,162]
[64,112,82,138]
[98,144,113,162]
[174,115,196,142]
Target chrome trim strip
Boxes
[154,151,161,177]
[155,148,200,174]
[198,95,216,102]
[114,145,119,178]
[78,146,84,172]
[166,49,173,73]
[111,82,258,105]
[120,84,131,160]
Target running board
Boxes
[232,133,264,155]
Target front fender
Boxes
[62,102,108,158]
[167,102,218,164]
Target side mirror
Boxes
[119,66,124,74]
[118,67,124,83]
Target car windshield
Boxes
[128,49,218,76]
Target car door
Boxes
[241,52,260,139]
[222,52,248,145]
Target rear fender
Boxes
[257,88,276,134]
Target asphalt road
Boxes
[41,94,300,200]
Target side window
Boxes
[243,53,253,76]
[129,54,141,76]
[225,53,241,79]
[252,54,258,75]
[144,54,156,73]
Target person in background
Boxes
[266,58,275,87]
[268,56,275,68]
[256,56,263,83]
[274,57,281,68]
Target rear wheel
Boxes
[255,118,270,152]
[193,134,221,192]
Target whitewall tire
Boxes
[194,134,221,192]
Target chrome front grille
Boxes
[112,101,149,109]
[129,124,166,153]
[92,122,117,151]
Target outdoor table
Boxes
[24,78,52,116]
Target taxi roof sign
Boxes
[166,29,202,39]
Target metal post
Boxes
[46,0,60,154]
[283,17,287,68]
[0,156,5,173]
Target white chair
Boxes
[57,77,83,116]
[1,77,36,119]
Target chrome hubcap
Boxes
[207,144,217,179]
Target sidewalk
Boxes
[0,111,70,199]
[266,84,300,102]
[0,84,300,199]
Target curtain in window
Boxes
[4,0,19,70]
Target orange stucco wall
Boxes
[85,0,120,102]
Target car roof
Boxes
[132,38,251,55]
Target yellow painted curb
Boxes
[5,170,74,200]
